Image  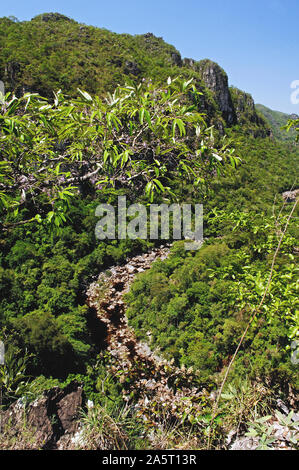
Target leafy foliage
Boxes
[0,342,32,406]
[0,78,236,228]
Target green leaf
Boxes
[77,88,93,102]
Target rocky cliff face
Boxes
[231,88,257,120]
[187,59,270,136]
[197,59,236,126]
[230,87,271,137]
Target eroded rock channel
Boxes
[86,245,205,425]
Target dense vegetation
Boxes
[0,76,237,407]
[256,104,298,142]
[0,13,185,98]
[0,78,237,229]
[0,12,298,450]
[126,213,298,388]
[0,13,270,137]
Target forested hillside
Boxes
[0,12,298,451]
[256,103,298,142]
[0,13,270,137]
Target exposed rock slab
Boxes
[1,382,84,449]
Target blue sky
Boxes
[1,0,298,113]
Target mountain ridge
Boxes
[0,12,270,137]
[256,103,299,142]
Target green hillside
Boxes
[0,13,270,137]
[0,12,298,451]
[256,103,298,141]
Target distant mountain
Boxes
[0,12,270,137]
[256,104,298,141]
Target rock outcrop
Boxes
[124,60,141,76]
[195,59,270,135]
[282,188,299,202]
[171,52,182,67]
[230,87,271,137]
[182,57,195,68]
[197,59,236,126]
[1,382,84,449]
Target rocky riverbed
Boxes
[86,245,207,429]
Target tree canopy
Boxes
[0,78,238,230]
